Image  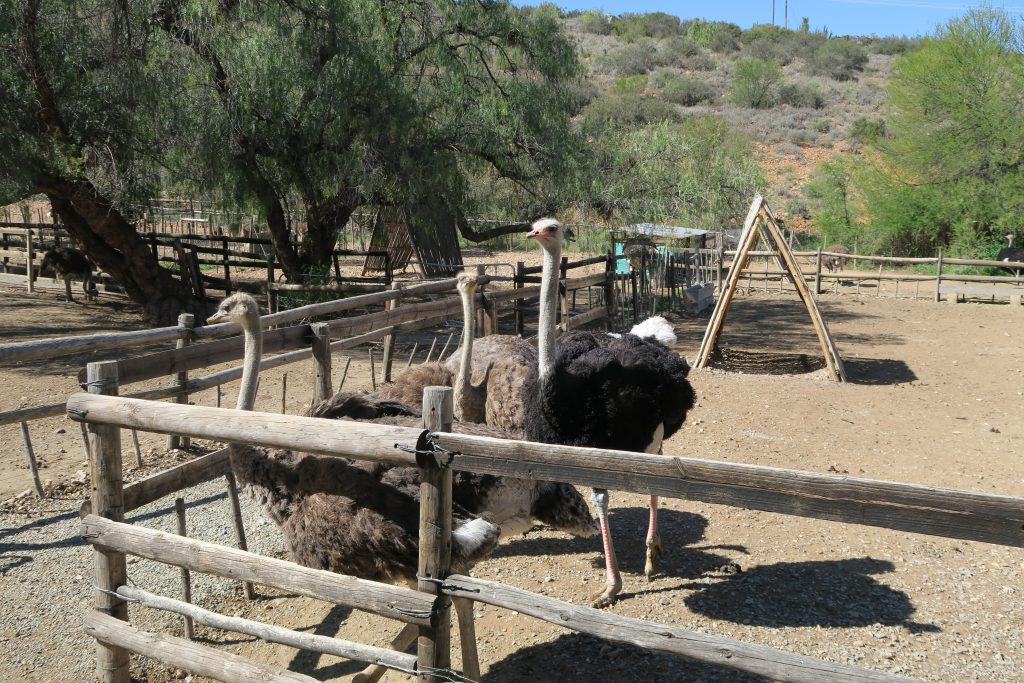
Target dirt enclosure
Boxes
[0,280,1022,682]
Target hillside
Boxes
[560,11,902,237]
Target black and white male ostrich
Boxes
[39,247,97,302]
[523,218,696,608]
[308,272,598,540]
[997,234,1024,277]
[207,293,500,681]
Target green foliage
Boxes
[742,23,788,44]
[778,82,826,109]
[858,7,1024,254]
[585,117,763,226]
[804,159,861,247]
[611,75,648,96]
[709,29,740,54]
[866,36,919,55]
[658,35,700,65]
[649,69,716,106]
[809,39,869,80]
[581,93,680,128]
[848,117,886,144]
[743,37,792,65]
[611,13,683,41]
[604,40,662,75]
[814,118,832,134]
[729,58,782,108]
[578,11,612,35]
[684,18,717,47]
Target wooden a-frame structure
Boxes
[695,194,847,382]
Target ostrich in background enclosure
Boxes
[997,234,1024,277]
[824,244,850,273]
[523,218,696,608]
[39,247,97,302]
[207,293,500,682]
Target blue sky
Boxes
[512,1,1024,37]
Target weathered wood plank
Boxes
[0,327,184,365]
[441,575,918,683]
[121,448,230,512]
[85,611,319,683]
[81,515,434,624]
[67,394,421,466]
[430,432,1024,548]
[116,586,418,671]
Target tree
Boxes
[583,118,763,227]
[863,8,1024,255]
[1,0,203,324]
[157,0,586,280]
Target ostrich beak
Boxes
[208,311,229,324]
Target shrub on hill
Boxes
[578,11,612,35]
[611,12,683,41]
[809,39,869,80]
[778,82,826,109]
[604,40,663,75]
[650,69,717,106]
[581,93,681,127]
[848,116,886,144]
[658,35,701,65]
[729,58,782,108]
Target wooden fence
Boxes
[1,258,618,497]
[725,248,1024,304]
[65,381,1024,683]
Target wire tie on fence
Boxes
[426,436,459,467]
[416,574,481,594]
[92,584,140,603]
[67,407,88,419]
[382,661,479,683]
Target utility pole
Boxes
[785,0,789,29]
[772,0,776,25]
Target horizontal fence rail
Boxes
[441,574,917,683]
[81,514,434,625]
[67,394,1024,549]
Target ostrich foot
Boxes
[590,574,622,608]
[644,534,665,580]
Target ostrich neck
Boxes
[236,313,263,412]
[454,287,475,407]
[537,240,562,381]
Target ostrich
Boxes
[207,294,500,681]
[39,247,97,302]
[307,271,598,540]
[997,234,1024,277]
[371,275,491,415]
[824,244,850,274]
[523,218,696,608]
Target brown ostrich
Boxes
[207,293,500,682]
[39,247,97,302]
[824,244,850,273]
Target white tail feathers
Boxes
[614,316,677,345]
[452,517,500,559]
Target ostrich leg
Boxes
[590,488,622,608]
[63,275,73,302]
[645,495,664,579]
[644,438,667,579]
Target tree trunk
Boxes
[299,195,357,268]
[39,175,204,325]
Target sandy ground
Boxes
[1,266,1023,682]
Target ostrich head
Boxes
[455,271,478,296]
[209,293,261,326]
[526,218,564,251]
[1007,234,1015,248]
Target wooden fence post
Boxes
[19,421,45,498]
[514,261,525,337]
[559,256,569,326]
[221,237,232,295]
[815,248,823,296]
[604,252,616,331]
[266,253,277,315]
[311,322,333,404]
[173,238,194,297]
[934,248,944,303]
[223,470,255,600]
[86,360,130,683]
[168,314,195,451]
[418,386,454,682]
[26,228,34,293]
[174,498,195,639]
[188,248,206,301]
[381,283,402,384]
